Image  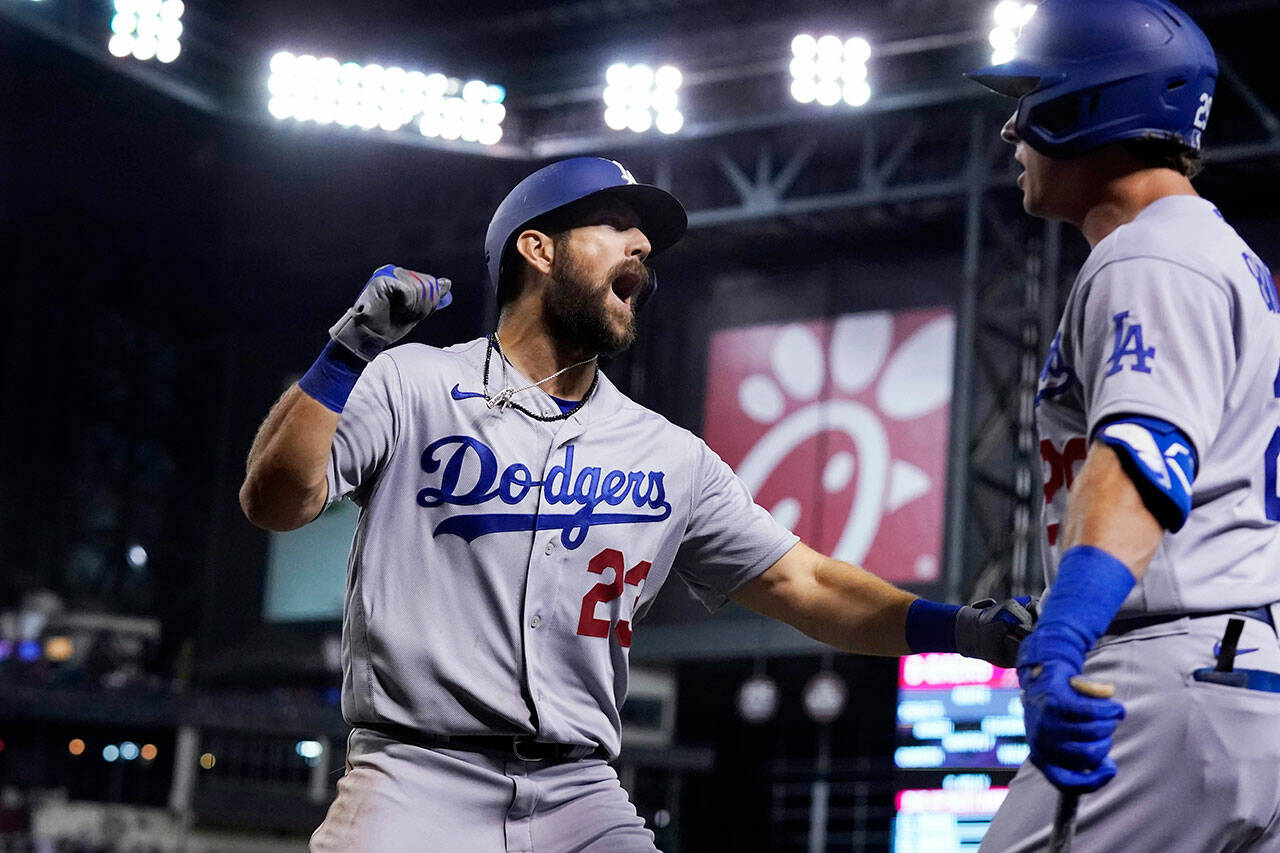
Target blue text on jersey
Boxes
[1105,311,1155,376]
[1036,332,1078,407]
[1243,252,1280,315]
[416,437,671,549]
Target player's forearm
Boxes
[240,385,340,531]
[1060,442,1163,578]
[735,545,915,655]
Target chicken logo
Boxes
[703,308,953,583]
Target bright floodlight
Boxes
[790,33,872,108]
[602,62,683,135]
[110,0,182,63]
[268,52,507,145]
[989,2,1037,64]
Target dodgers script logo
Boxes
[417,437,671,549]
[703,309,952,584]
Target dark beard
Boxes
[543,243,647,357]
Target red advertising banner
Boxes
[703,308,953,585]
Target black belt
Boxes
[356,721,608,762]
[1106,604,1275,637]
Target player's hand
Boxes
[1017,649,1125,793]
[954,596,1038,668]
[330,265,453,362]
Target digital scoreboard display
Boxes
[892,653,1028,851]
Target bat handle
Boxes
[1046,676,1115,852]
[1049,790,1079,853]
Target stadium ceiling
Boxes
[7,0,1278,165]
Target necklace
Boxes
[482,333,599,422]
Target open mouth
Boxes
[611,268,645,305]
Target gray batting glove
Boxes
[955,596,1038,668]
[330,264,453,362]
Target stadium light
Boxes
[603,63,683,135]
[108,0,184,64]
[790,33,871,108]
[989,2,1037,65]
[267,52,507,146]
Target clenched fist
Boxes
[330,265,453,362]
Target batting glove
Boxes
[1018,655,1125,792]
[330,264,453,362]
[1014,545,1135,793]
[954,596,1038,668]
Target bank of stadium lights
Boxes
[108,0,184,64]
[603,64,684,135]
[789,33,871,108]
[267,52,507,146]
[989,1,1037,65]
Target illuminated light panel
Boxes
[68,738,86,756]
[140,743,159,761]
[790,33,871,107]
[989,2,1037,65]
[109,0,183,64]
[267,52,507,146]
[603,63,683,135]
[44,636,74,662]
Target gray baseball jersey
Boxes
[326,336,798,757]
[1035,194,1280,614]
[983,195,1280,849]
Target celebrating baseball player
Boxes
[966,0,1280,849]
[239,156,1033,851]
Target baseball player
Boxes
[966,1,1280,850]
[239,156,1034,852]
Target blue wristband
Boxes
[905,598,962,654]
[298,340,366,413]
[1017,545,1135,669]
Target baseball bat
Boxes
[1047,677,1115,853]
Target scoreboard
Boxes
[892,653,1028,851]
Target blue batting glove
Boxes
[1017,654,1125,792]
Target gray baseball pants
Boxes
[311,727,657,852]
[981,611,1280,852]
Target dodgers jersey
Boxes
[326,337,798,756]
[1037,195,1280,615]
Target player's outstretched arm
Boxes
[731,542,1035,664]
[239,265,451,532]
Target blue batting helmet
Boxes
[484,156,688,297]
[965,0,1217,158]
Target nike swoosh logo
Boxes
[451,384,486,401]
[1214,642,1259,658]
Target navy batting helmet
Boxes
[966,0,1217,158]
[484,156,688,297]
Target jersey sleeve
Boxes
[1072,257,1236,457]
[673,439,800,613]
[326,351,403,507]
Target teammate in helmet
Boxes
[239,156,1037,851]
[968,1,1280,849]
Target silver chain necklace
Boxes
[483,333,598,421]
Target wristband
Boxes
[905,598,962,654]
[298,340,367,413]
[1017,545,1135,669]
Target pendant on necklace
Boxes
[488,387,516,410]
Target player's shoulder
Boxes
[602,373,701,443]
[379,337,487,371]
[1088,195,1240,277]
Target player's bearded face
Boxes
[543,236,652,356]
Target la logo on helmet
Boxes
[610,160,637,184]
